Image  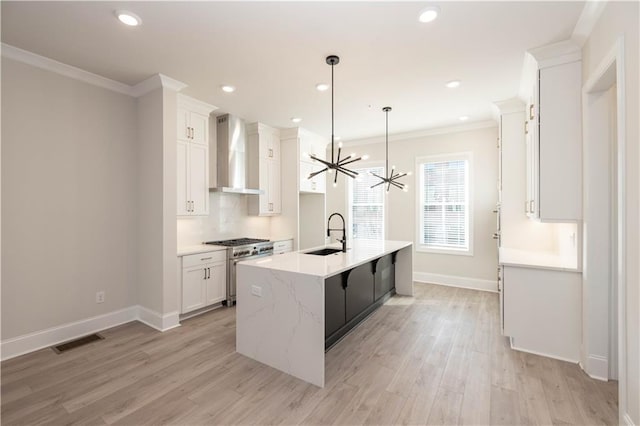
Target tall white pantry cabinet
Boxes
[247,123,282,216]
[177,95,217,216]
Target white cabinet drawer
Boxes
[273,239,293,254]
[182,250,226,268]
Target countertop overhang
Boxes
[237,240,412,278]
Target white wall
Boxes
[1,58,138,339]
[328,125,499,285]
[137,88,164,315]
[177,192,272,246]
[582,2,639,423]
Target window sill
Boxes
[416,245,473,257]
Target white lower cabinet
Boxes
[273,239,293,255]
[180,250,227,314]
[502,265,581,361]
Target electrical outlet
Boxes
[251,285,262,297]
[96,291,105,304]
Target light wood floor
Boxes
[1,283,618,425]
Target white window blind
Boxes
[418,155,470,251]
[349,166,385,240]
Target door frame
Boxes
[582,35,626,419]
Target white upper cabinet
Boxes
[247,123,282,216]
[178,102,210,146]
[523,40,582,222]
[295,129,328,194]
[177,95,217,216]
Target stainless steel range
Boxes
[205,238,274,306]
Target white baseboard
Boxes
[510,337,580,363]
[0,306,138,361]
[623,413,635,426]
[1,305,181,361]
[137,306,180,332]
[584,354,609,381]
[414,272,497,293]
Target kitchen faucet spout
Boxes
[327,213,347,252]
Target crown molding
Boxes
[572,0,608,47]
[1,43,132,95]
[493,98,526,115]
[528,39,582,69]
[341,120,497,148]
[177,93,218,115]
[2,43,188,98]
[131,73,188,97]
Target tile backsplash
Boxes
[177,193,271,246]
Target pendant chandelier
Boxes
[308,55,368,187]
[370,106,410,192]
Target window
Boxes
[417,153,471,254]
[348,166,385,240]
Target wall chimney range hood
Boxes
[211,114,263,195]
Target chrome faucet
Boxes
[327,213,347,252]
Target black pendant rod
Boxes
[384,107,390,175]
[326,55,340,164]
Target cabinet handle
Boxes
[201,257,212,261]
[186,127,190,139]
[524,120,529,135]
[269,148,273,158]
[204,268,207,280]
[529,104,534,120]
[186,201,190,212]
[207,267,211,279]
[492,232,499,240]
[530,200,535,213]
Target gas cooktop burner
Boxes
[205,238,270,247]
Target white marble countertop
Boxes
[177,244,227,257]
[499,247,580,272]
[238,240,412,278]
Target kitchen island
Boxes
[236,240,412,387]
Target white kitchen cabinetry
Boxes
[273,239,293,255]
[247,123,281,216]
[271,127,329,251]
[180,250,227,314]
[501,264,581,361]
[298,131,328,194]
[177,95,216,216]
[524,41,582,221]
[178,103,209,146]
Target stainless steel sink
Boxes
[305,248,344,256]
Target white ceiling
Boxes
[1,1,584,141]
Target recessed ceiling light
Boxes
[459,116,469,121]
[115,10,141,26]
[418,6,439,23]
[316,83,329,92]
[291,117,302,123]
[445,80,461,88]
[221,85,236,93]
